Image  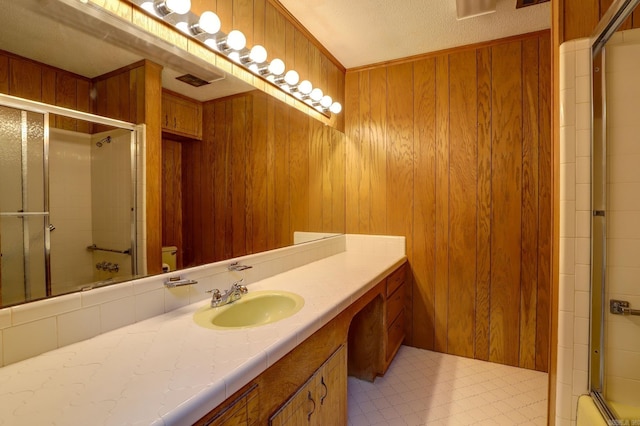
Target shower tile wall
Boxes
[603,30,640,412]
[90,129,133,280]
[558,38,591,426]
[49,129,94,294]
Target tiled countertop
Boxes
[0,250,405,426]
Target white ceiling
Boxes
[279,0,551,69]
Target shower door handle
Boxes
[610,299,640,316]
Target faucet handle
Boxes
[207,288,222,300]
[231,279,248,294]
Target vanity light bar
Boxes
[129,0,342,116]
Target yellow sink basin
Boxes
[193,290,305,329]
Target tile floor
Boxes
[348,345,548,425]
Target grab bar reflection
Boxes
[86,244,131,255]
[610,299,640,316]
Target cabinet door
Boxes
[270,375,318,426]
[161,91,202,140]
[270,345,347,426]
[316,345,347,425]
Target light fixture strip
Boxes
[130,0,341,117]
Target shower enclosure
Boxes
[0,94,141,307]
[589,0,640,421]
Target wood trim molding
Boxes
[346,29,551,73]
[267,0,346,73]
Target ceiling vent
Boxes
[516,0,550,8]
[176,73,211,87]
[456,0,496,20]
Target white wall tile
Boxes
[575,76,590,104]
[557,346,574,384]
[135,289,165,322]
[0,309,11,329]
[559,238,576,275]
[572,368,589,396]
[576,102,591,130]
[574,317,589,345]
[58,306,101,347]
[3,317,57,365]
[575,264,590,292]
[560,201,576,238]
[575,238,591,265]
[574,291,590,319]
[11,293,81,326]
[558,311,574,348]
[576,129,591,158]
[559,274,575,312]
[560,126,576,164]
[575,184,591,211]
[560,164,576,201]
[556,383,573,420]
[573,344,589,372]
[575,47,591,77]
[575,157,590,184]
[82,282,134,307]
[100,297,135,333]
[575,211,590,238]
[560,89,576,127]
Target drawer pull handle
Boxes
[320,376,328,405]
[307,390,316,421]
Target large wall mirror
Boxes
[0,0,346,308]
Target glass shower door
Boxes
[0,105,49,306]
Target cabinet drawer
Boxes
[386,264,406,296]
[386,283,404,325]
[386,313,404,361]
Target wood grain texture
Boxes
[537,34,552,373]
[490,41,523,367]
[344,31,551,372]
[519,37,540,370]
[434,55,450,354]
[161,138,183,269]
[412,58,436,350]
[182,91,345,264]
[447,50,477,358]
[475,47,492,362]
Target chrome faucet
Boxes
[209,279,248,308]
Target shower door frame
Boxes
[0,93,139,302]
[589,0,640,421]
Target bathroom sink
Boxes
[193,290,305,329]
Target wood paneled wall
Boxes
[562,0,640,41]
[0,50,91,132]
[345,31,552,372]
[189,0,345,132]
[181,90,345,267]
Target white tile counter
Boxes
[0,243,405,425]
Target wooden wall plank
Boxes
[357,71,371,233]
[434,55,450,354]
[475,47,492,362]
[412,57,436,350]
[447,50,478,358]
[162,138,183,268]
[369,68,387,235]
[274,101,290,246]
[308,116,324,232]
[344,72,360,234]
[520,37,540,370]
[250,92,269,253]
[232,97,248,257]
[537,34,552,372]
[322,125,332,232]
[10,58,41,101]
[266,97,276,248]
[234,0,254,47]
[265,3,286,62]
[213,101,228,261]
[0,53,8,93]
[56,73,78,131]
[200,102,216,264]
[490,41,523,367]
[216,0,233,34]
[289,108,310,238]
[294,29,310,85]
[331,127,346,233]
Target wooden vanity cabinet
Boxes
[196,384,259,426]
[161,90,202,140]
[384,264,406,369]
[269,345,346,426]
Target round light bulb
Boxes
[298,80,312,95]
[198,11,221,34]
[141,1,158,15]
[310,88,323,102]
[165,0,191,15]
[284,70,299,86]
[175,21,190,34]
[226,30,246,51]
[268,58,285,76]
[228,51,241,63]
[204,38,218,49]
[320,95,333,108]
[249,45,268,63]
[330,102,342,114]
[248,63,260,74]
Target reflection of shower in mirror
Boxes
[95,135,111,147]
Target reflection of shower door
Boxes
[0,105,50,306]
